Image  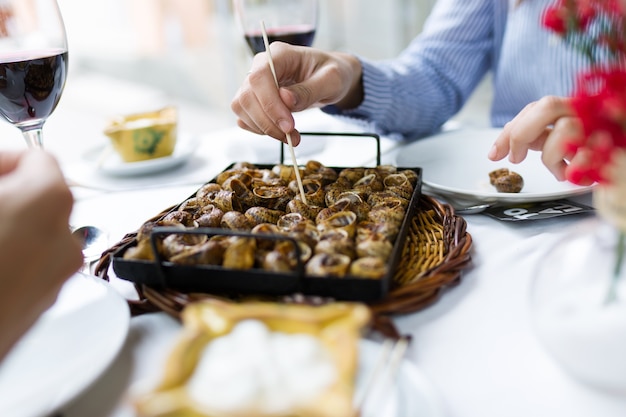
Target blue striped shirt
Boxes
[324,0,591,140]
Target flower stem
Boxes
[605,231,625,305]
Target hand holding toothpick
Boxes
[260,20,308,205]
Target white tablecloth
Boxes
[2,78,624,416]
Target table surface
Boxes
[1,72,625,417]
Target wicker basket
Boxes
[95,195,472,338]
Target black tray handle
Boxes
[280,131,381,166]
[148,226,307,289]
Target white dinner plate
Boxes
[0,274,130,417]
[396,128,594,203]
[93,133,198,177]
[357,339,445,417]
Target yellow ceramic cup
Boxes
[104,106,178,163]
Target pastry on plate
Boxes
[134,299,371,417]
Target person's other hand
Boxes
[488,95,594,185]
[231,42,363,145]
[0,150,83,359]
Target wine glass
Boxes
[0,0,69,149]
[233,0,318,55]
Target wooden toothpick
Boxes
[260,20,307,205]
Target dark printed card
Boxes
[483,199,595,221]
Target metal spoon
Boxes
[71,226,109,274]
[453,202,493,214]
[424,191,494,214]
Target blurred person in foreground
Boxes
[0,150,83,361]
[231,0,612,182]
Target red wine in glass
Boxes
[245,24,316,54]
[0,49,68,128]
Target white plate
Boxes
[94,133,198,177]
[357,339,445,417]
[0,274,130,417]
[396,128,594,203]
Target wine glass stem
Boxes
[22,128,44,149]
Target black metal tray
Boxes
[110,133,422,302]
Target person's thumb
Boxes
[280,83,317,112]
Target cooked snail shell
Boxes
[194,204,224,228]
[375,165,397,179]
[216,165,256,186]
[244,206,285,226]
[367,191,410,208]
[222,172,253,191]
[162,210,197,227]
[178,197,208,214]
[228,178,258,210]
[196,183,222,199]
[357,220,400,242]
[135,221,158,242]
[315,229,355,259]
[277,212,308,231]
[212,189,243,213]
[290,178,325,207]
[304,161,337,185]
[304,160,324,175]
[162,232,208,259]
[251,223,281,250]
[222,237,256,269]
[305,253,351,277]
[286,199,323,222]
[353,173,384,194]
[349,257,388,279]
[316,199,351,223]
[285,220,319,250]
[252,185,293,211]
[262,240,312,272]
[356,232,393,261]
[338,167,365,185]
[317,210,358,239]
[261,249,293,272]
[334,193,370,222]
[250,177,286,189]
[367,199,406,226]
[324,187,344,207]
[383,173,414,200]
[123,238,157,261]
[220,210,253,231]
[169,239,225,265]
[398,169,419,186]
[271,164,304,182]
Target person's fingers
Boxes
[565,147,596,186]
[232,89,266,136]
[507,96,574,163]
[0,151,24,176]
[283,64,343,110]
[234,106,302,146]
[489,96,576,164]
[231,43,358,147]
[540,116,583,181]
[489,101,540,161]
[232,76,294,141]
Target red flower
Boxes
[543,3,568,34]
[543,0,626,185]
[569,67,626,184]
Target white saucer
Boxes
[396,128,595,204]
[93,133,198,177]
[0,274,130,417]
